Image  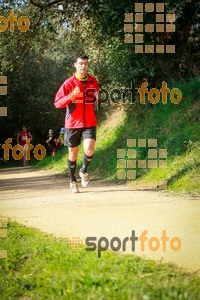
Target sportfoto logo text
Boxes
[69,230,182,258]
[2,138,46,161]
[70,81,182,105]
[0,9,30,32]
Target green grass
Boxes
[0,221,200,299]
[34,78,200,193]
[135,142,200,194]
[33,146,68,173]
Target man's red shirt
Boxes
[54,74,99,129]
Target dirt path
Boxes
[0,167,199,272]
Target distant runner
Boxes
[46,129,59,157]
[17,126,32,166]
[59,128,65,147]
[54,54,99,193]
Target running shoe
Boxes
[79,170,90,187]
[70,181,79,193]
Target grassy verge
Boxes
[134,142,200,194]
[34,78,200,193]
[0,221,200,299]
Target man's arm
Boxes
[28,132,33,142]
[17,133,20,144]
[54,80,78,109]
[46,136,51,144]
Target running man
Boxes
[17,126,32,166]
[46,129,59,157]
[54,54,99,193]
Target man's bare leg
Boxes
[23,146,26,166]
[79,139,96,187]
[68,146,79,162]
[83,138,96,157]
[68,146,79,193]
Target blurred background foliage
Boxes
[0,0,199,145]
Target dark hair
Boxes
[74,54,88,63]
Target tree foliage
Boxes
[0,0,199,144]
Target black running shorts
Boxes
[64,127,96,147]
